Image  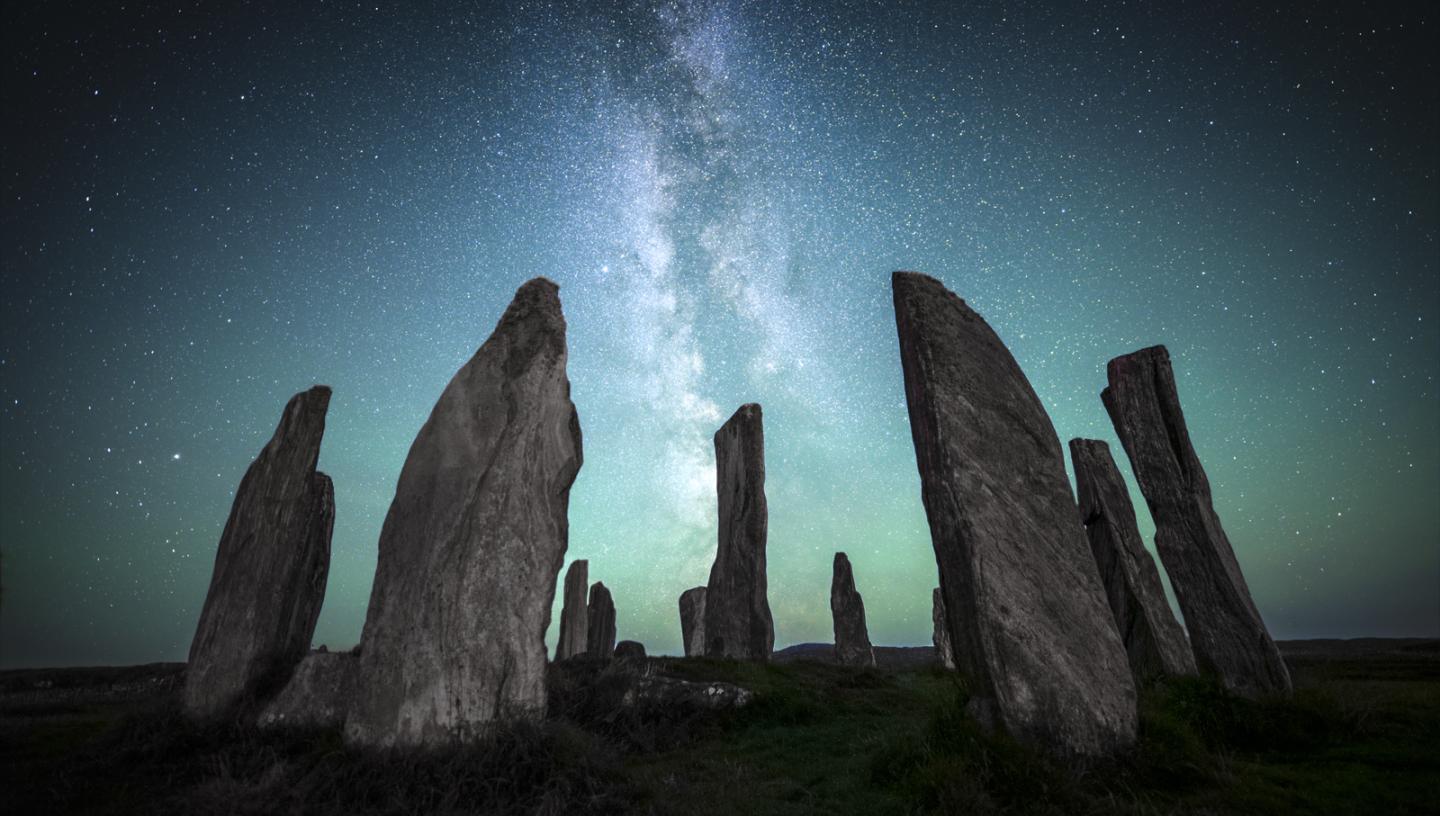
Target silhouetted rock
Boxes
[1071,438,1198,681]
[830,553,876,667]
[555,560,589,661]
[615,640,646,660]
[703,404,774,661]
[587,582,616,660]
[932,588,955,670]
[1103,345,1291,697]
[892,271,1136,757]
[258,650,355,729]
[679,586,707,657]
[346,278,583,747]
[184,386,334,720]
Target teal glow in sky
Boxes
[3,1,1436,668]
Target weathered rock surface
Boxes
[185,386,334,720]
[1070,438,1198,681]
[892,271,1137,756]
[703,404,774,661]
[830,553,876,667]
[346,278,583,747]
[932,588,955,670]
[620,674,754,711]
[1102,346,1291,697]
[555,560,589,661]
[587,582,617,660]
[258,650,356,729]
[679,586,707,658]
[615,640,646,660]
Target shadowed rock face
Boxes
[1070,438,1198,681]
[704,404,774,661]
[258,650,355,730]
[892,271,1137,757]
[346,278,583,747]
[586,582,616,660]
[614,640,646,660]
[555,560,589,661]
[830,553,876,667]
[679,586,707,657]
[932,588,955,670]
[1102,346,1291,697]
[185,386,334,720]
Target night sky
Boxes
[3,1,1436,669]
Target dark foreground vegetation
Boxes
[3,640,1436,815]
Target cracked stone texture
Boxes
[586,582,616,660]
[1102,345,1291,697]
[679,586,707,658]
[703,403,774,661]
[184,386,334,721]
[932,588,955,670]
[893,271,1137,757]
[1070,438,1198,681]
[830,553,876,667]
[346,278,583,747]
[555,560,589,661]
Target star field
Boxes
[2,1,1436,667]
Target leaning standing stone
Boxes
[893,271,1136,757]
[184,386,334,720]
[346,278,583,747]
[1102,345,1290,696]
[932,588,955,670]
[679,586,707,658]
[555,560,589,661]
[703,404,775,661]
[587,582,616,660]
[830,553,876,667]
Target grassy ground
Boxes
[3,646,1436,815]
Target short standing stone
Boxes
[555,560,589,661]
[1102,345,1291,696]
[587,582,617,660]
[703,404,774,661]
[185,386,335,720]
[615,640,646,660]
[258,650,356,730]
[346,278,583,747]
[893,271,1136,756]
[830,553,876,667]
[1070,438,1197,681]
[932,588,955,670]
[679,586,707,658]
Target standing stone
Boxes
[346,278,583,747]
[932,588,955,670]
[258,650,356,730]
[184,386,334,720]
[1102,346,1291,696]
[703,404,774,661]
[679,586,707,658]
[830,553,876,667]
[555,560,589,661]
[1070,438,1198,681]
[586,582,616,660]
[615,640,647,660]
[893,271,1136,757]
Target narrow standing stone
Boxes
[679,586,707,658]
[587,582,616,660]
[1102,345,1291,696]
[830,553,876,667]
[185,386,334,720]
[346,278,583,747]
[703,404,774,661]
[555,560,589,661]
[932,587,955,670]
[893,271,1136,757]
[1070,438,1198,681]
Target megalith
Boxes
[679,586,707,658]
[587,582,616,660]
[703,404,774,661]
[830,553,876,667]
[555,560,589,661]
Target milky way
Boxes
[3,1,1436,667]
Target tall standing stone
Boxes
[830,553,876,667]
[586,582,616,660]
[703,404,774,661]
[346,278,583,747]
[1102,345,1291,696]
[555,560,589,661]
[932,588,955,670]
[679,586,707,658]
[185,386,334,720]
[1070,438,1197,681]
[893,271,1136,756]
